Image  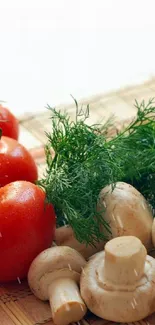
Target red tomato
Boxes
[0,136,38,187]
[0,181,56,282]
[0,105,19,140]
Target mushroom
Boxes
[54,225,105,259]
[80,236,155,323]
[28,246,87,325]
[152,218,155,248]
[97,182,153,250]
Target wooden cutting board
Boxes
[1,78,155,325]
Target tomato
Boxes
[0,105,19,140]
[0,181,56,282]
[0,136,38,187]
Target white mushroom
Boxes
[80,236,155,323]
[28,246,87,325]
[152,218,155,247]
[97,182,153,250]
[54,225,105,259]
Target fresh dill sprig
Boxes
[114,98,155,209]
[38,100,123,245]
[38,98,155,246]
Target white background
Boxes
[0,0,155,116]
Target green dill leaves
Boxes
[38,98,155,246]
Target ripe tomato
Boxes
[0,136,38,187]
[0,105,19,140]
[0,181,56,282]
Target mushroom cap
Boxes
[152,218,155,247]
[54,225,105,259]
[80,236,155,323]
[28,246,86,300]
[97,182,153,250]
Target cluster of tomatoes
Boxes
[0,105,56,282]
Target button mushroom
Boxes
[97,182,153,250]
[28,246,87,325]
[54,225,105,259]
[80,236,155,323]
[152,218,155,248]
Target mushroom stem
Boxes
[48,277,87,325]
[103,236,147,285]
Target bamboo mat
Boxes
[1,78,155,324]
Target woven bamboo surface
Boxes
[1,78,155,324]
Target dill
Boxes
[38,98,155,246]
[111,99,155,208]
